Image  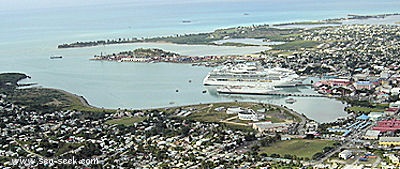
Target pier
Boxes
[264,92,327,97]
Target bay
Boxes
[1,0,399,122]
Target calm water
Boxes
[1,0,399,122]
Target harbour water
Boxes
[1,0,399,122]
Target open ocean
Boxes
[0,0,399,122]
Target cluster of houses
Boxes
[0,94,288,168]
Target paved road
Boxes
[13,138,44,158]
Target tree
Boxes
[312,152,324,160]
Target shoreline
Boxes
[35,82,311,123]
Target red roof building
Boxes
[372,119,400,132]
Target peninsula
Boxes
[57,13,400,49]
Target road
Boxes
[13,138,44,159]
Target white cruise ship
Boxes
[216,86,277,95]
[203,62,300,88]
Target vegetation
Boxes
[0,73,28,93]
[272,40,321,50]
[0,73,113,113]
[346,105,387,114]
[95,48,181,58]
[213,42,259,47]
[59,22,304,48]
[145,33,216,44]
[259,139,335,159]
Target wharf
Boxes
[219,91,337,98]
[263,92,327,97]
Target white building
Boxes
[226,107,245,114]
[238,109,264,121]
[252,122,288,133]
[339,150,352,160]
[363,130,380,140]
[389,101,400,108]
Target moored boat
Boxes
[50,55,63,59]
[285,98,296,104]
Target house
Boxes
[385,107,399,116]
[389,101,400,108]
[391,88,400,96]
[354,81,373,90]
[339,150,352,160]
[368,112,384,121]
[379,137,400,147]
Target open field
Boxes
[260,139,335,159]
[346,105,387,113]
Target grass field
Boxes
[260,139,335,159]
[105,117,147,126]
[346,106,387,113]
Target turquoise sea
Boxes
[1,0,399,122]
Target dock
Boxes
[219,91,338,98]
[263,92,326,97]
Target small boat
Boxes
[182,20,191,23]
[50,55,63,59]
[285,98,296,104]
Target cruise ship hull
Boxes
[216,86,277,95]
[203,74,300,88]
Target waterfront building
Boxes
[327,79,352,87]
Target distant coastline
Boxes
[57,13,400,49]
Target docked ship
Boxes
[216,86,277,95]
[203,62,300,88]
